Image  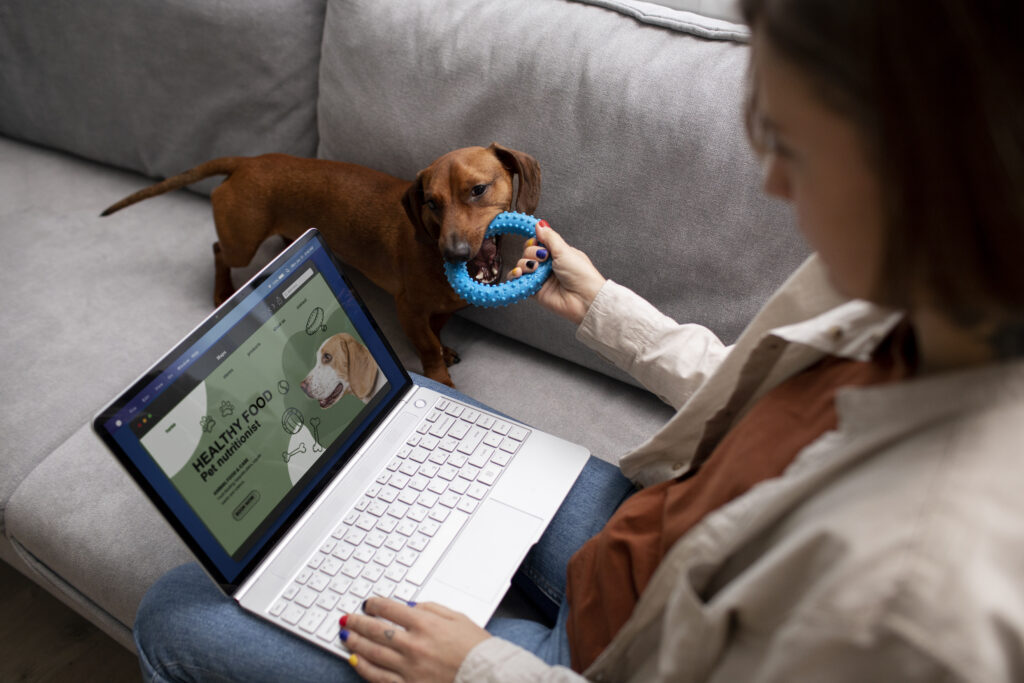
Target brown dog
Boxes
[101,144,541,386]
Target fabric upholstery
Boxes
[0,0,325,189]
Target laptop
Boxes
[93,228,589,655]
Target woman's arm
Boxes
[511,223,729,409]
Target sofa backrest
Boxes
[0,0,326,190]
[317,0,808,386]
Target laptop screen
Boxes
[94,230,412,588]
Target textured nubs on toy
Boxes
[445,212,552,308]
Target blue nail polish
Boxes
[536,248,548,260]
[407,601,417,607]
[340,629,350,642]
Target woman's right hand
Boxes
[507,220,606,325]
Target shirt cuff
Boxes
[455,637,558,683]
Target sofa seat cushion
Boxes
[5,423,194,646]
[0,138,221,531]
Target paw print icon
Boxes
[199,415,216,433]
[219,400,235,417]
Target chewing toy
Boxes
[445,211,552,308]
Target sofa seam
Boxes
[568,0,750,42]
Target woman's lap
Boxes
[135,374,635,680]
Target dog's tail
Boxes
[100,157,244,216]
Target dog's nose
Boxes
[443,241,473,263]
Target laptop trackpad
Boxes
[429,498,543,603]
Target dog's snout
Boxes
[443,241,473,263]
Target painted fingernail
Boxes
[537,219,550,229]
[407,601,417,607]
[536,248,548,260]
[339,629,350,642]
[526,260,537,270]
[509,267,522,279]
[348,653,359,667]
[339,614,349,628]
[525,238,537,247]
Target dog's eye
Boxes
[425,199,439,212]
[470,184,488,198]
[322,353,332,363]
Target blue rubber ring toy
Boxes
[445,211,552,308]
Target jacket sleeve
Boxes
[455,637,588,683]
[576,280,729,410]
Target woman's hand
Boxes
[341,598,489,683]
[508,220,606,325]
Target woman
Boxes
[135,1,1024,681]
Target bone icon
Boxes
[310,417,323,453]
[283,442,306,463]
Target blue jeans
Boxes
[134,374,635,682]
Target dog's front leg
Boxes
[396,296,454,387]
[430,312,460,368]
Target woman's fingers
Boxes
[507,242,550,280]
[340,624,406,680]
[341,598,488,683]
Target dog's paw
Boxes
[443,346,461,367]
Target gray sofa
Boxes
[0,0,805,654]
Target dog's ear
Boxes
[488,143,541,215]
[344,337,379,401]
[401,172,440,247]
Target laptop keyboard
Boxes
[267,396,529,647]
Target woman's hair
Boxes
[741,0,1024,337]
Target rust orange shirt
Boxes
[565,328,914,672]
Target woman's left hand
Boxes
[341,597,490,683]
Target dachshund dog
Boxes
[102,144,541,386]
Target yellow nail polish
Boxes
[525,238,537,247]
[349,653,359,667]
[509,267,522,278]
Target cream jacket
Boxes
[456,255,1024,682]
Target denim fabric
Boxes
[134,374,634,681]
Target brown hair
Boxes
[741,0,1024,331]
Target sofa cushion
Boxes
[316,0,807,387]
[0,0,325,189]
[5,423,194,647]
[0,138,217,531]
